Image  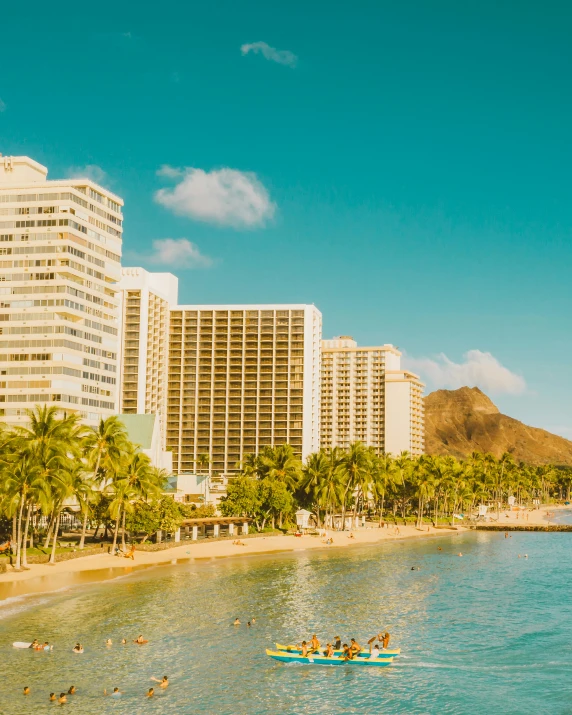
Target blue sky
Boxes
[1,0,571,437]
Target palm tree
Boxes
[339,442,371,530]
[84,416,129,489]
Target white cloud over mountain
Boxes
[405,349,526,395]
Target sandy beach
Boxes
[0,504,565,600]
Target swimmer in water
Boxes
[151,676,169,689]
[68,686,76,695]
[49,693,56,701]
[147,688,154,697]
[233,618,241,626]
[72,643,83,653]
[105,638,112,646]
[29,639,39,649]
[58,693,67,704]
[247,621,251,627]
[104,687,121,697]
[23,687,30,696]
[251,618,256,624]
[121,638,127,645]
[134,635,147,644]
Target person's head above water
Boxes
[23,687,30,695]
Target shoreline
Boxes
[0,504,565,602]
[0,524,462,601]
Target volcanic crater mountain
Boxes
[424,386,572,466]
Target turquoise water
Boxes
[1,530,572,714]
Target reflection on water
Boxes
[1,532,572,714]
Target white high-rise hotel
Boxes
[321,337,424,456]
[0,156,123,427]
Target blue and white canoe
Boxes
[266,649,393,667]
[275,643,399,659]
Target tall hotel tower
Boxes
[118,267,178,448]
[167,304,322,476]
[320,336,424,456]
[0,155,123,426]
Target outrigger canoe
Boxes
[275,643,400,658]
[266,649,393,667]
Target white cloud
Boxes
[147,238,213,269]
[0,99,6,113]
[67,164,108,186]
[404,349,526,395]
[241,41,297,68]
[154,166,275,228]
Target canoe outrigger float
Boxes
[275,643,400,659]
[266,649,394,667]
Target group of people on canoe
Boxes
[297,631,391,660]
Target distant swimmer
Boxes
[247,621,251,627]
[151,676,169,690]
[147,688,154,697]
[29,639,39,649]
[458,553,463,557]
[104,688,121,697]
[105,639,112,646]
[121,639,127,645]
[42,641,52,651]
[251,618,256,624]
[134,635,148,644]
[49,693,56,701]
[233,618,241,626]
[438,547,442,551]
[58,693,67,704]
[23,687,30,696]
[72,643,83,653]
[68,686,76,695]
[524,554,528,558]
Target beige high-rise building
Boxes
[118,267,178,448]
[167,304,322,476]
[0,155,123,426]
[321,336,424,456]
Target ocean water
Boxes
[1,529,572,715]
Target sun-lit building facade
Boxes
[118,267,178,449]
[320,336,424,456]
[0,155,123,427]
[166,304,322,476]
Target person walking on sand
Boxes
[124,544,135,560]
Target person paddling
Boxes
[324,643,334,657]
[349,638,362,655]
[309,634,320,653]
